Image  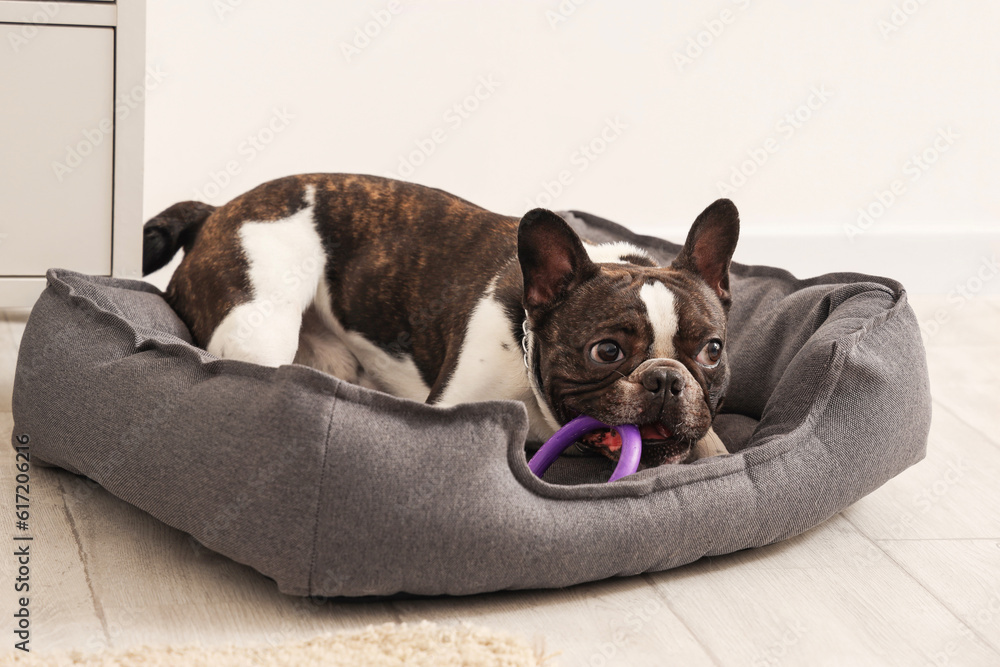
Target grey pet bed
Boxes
[11,212,931,597]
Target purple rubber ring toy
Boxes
[528,415,642,483]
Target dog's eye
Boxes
[696,339,723,367]
[589,340,624,364]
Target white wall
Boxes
[145,0,1000,293]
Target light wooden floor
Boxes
[2,295,999,666]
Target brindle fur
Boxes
[164,174,521,399]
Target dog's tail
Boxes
[142,201,217,275]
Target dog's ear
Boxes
[518,209,597,311]
[671,199,740,306]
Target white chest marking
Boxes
[639,281,678,359]
[435,286,557,441]
[435,292,524,405]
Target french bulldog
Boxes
[142,174,739,467]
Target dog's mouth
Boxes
[577,421,693,466]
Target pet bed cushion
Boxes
[10,211,931,597]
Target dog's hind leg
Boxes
[208,300,306,367]
[206,186,326,367]
[293,305,366,383]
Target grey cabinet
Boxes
[0,0,145,307]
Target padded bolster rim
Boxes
[29,268,925,510]
[40,269,533,422]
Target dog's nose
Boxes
[641,365,684,398]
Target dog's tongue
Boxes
[639,423,673,441]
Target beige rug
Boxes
[6,621,556,666]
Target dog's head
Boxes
[518,200,739,466]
